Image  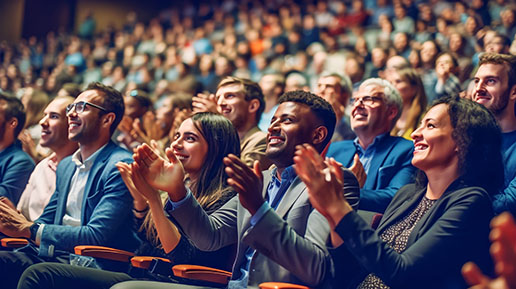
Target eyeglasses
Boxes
[66,101,107,115]
[350,96,384,106]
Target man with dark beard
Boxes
[472,53,516,215]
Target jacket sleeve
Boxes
[0,153,34,205]
[37,156,137,257]
[334,189,492,288]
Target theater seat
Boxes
[259,282,311,289]
[130,256,170,269]
[172,264,232,285]
[1,238,29,248]
[74,245,135,262]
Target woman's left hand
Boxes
[293,144,352,229]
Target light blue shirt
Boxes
[353,133,389,174]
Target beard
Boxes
[490,87,511,116]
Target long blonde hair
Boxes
[390,68,427,137]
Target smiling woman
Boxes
[294,96,504,289]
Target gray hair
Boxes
[359,78,403,128]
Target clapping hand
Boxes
[293,144,353,229]
[223,155,264,215]
[0,199,32,238]
[349,153,366,188]
[192,93,218,114]
[133,143,187,201]
[462,212,516,289]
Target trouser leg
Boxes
[18,262,134,289]
[0,250,45,289]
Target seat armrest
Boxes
[130,256,170,269]
[259,282,311,289]
[1,238,29,248]
[172,264,232,285]
[74,245,134,262]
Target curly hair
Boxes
[416,96,504,195]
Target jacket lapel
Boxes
[365,136,393,189]
[274,177,306,219]
[376,186,425,232]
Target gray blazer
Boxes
[167,168,360,288]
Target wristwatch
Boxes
[29,223,40,241]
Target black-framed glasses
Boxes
[66,101,107,115]
[350,96,384,107]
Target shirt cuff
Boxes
[35,223,45,246]
[250,201,271,226]
[164,187,192,213]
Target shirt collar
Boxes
[271,165,297,183]
[353,132,389,152]
[71,143,108,169]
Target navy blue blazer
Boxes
[327,135,415,213]
[0,141,35,205]
[35,141,140,257]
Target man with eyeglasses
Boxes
[327,78,416,213]
[0,82,140,289]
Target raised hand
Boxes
[349,153,366,188]
[133,143,187,201]
[223,155,264,215]
[293,144,352,229]
[462,212,516,289]
[192,93,218,114]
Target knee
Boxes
[18,263,53,289]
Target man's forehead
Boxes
[275,101,309,116]
[76,89,103,103]
[476,63,507,78]
[216,84,245,96]
[45,98,71,114]
[355,85,385,97]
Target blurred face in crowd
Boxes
[123,95,148,119]
[390,71,416,104]
[316,75,347,118]
[39,97,74,150]
[411,103,458,174]
[171,118,208,180]
[421,41,438,64]
[156,96,175,136]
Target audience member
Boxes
[17,112,241,288]
[296,96,502,289]
[112,90,360,289]
[0,93,35,205]
[17,96,78,221]
[472,53,516,216]
[315,71,355,141]
[0,82,140,289]
[327,78,415,213]
[258,72,285,132]
[193,76,272,170]
[434,52,462,99]
[388,68,427,139]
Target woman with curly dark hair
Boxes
[294,96,503,289]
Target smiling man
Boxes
[194,76,272,170]
[16,96,78,221]
[0,82,140,289]
[472,53,516,215]
[327,78,416,213]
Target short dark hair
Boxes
[0,93,26,138]
[278,90,336,149]
[416,96,504,195]
[85,82,124,135]
[218,77,265,123]
[127,89,152,110]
